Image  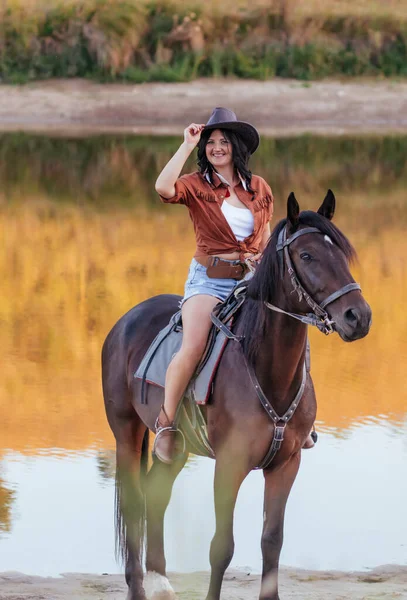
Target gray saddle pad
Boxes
[134,311,229,405]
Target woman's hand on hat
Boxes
[184,123,205,147]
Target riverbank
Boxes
[1,565,406,599]
[1,78,407,136]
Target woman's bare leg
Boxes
[154,294,220,463]
[164,294,220,419]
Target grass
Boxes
[1,0,407,82]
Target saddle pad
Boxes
[134,312,229,405]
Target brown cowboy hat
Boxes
[204,107,260,154]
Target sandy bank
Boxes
[1,565,406,599]
[1,78,407,137]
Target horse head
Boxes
[247,190,372,346]
[280,189,372,341]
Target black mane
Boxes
[240,211,357,364]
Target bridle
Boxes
[265,225,361,335]
[210,223,362,468]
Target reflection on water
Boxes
[0,475,14,534]
[0,133,406,573]
[0,422,406,575]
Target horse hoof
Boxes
[144,571,176,600]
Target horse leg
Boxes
[205,457,250,600]
[259,453,301,600]
[115,417,148,600]
[144,456,188,599]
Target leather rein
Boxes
[213,224,362,469]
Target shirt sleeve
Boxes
[258,177,274,220]
[158,175,190,206]
[266,183,274,220]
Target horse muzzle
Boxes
[333,300,372,342]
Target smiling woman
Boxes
[153,107,274,463]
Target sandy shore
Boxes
[1,565,406,599]
[1,78,407,136]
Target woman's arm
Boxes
[155,123,205,198]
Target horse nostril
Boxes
[344,308,360,327]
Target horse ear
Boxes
[287,192,300,231]
[318,189,336,220]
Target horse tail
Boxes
[115,428,149,565]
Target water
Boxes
[1,423,406,576]
[0,133,406,576]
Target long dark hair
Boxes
[197,129,254,192]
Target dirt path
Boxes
[1,78,407,136]
[1,565,406,599]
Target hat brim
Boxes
[203,121,260,154]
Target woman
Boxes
[154,107,273,464]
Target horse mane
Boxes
[240,210,357,365]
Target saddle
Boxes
[134,283,248,457]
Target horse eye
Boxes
[300,252,312,262]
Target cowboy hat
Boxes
[204,107,260,154]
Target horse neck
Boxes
[243,296,308,408]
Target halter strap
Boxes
[273,225,362,335]
[320,282,361,309]
[276,226,322,252]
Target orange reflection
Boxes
[0,199,405,455]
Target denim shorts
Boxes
[180,258,242,308]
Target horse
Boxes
[102,190,372,600]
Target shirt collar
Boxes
[204,169,248,192]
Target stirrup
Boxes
[152,429,186,463]
[152,414,186,463]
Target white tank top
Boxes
[220,201,254,241]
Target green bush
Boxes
[2,1,407,82]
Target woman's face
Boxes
[205,129,233,169]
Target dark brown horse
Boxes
[102,191,371,600]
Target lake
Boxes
[0,133,406,576]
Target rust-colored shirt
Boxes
[159,171,273,258]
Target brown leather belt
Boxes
[195,255,249,280]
